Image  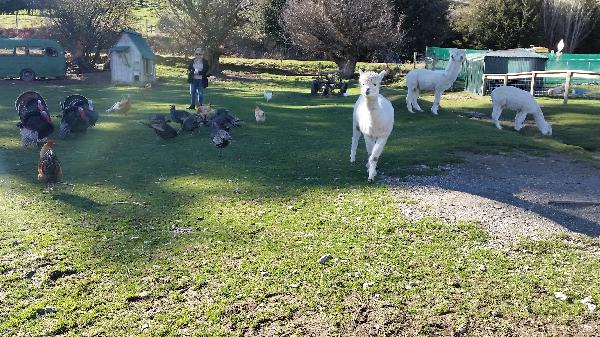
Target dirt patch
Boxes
[385,152,600,246]
[341,294,419,337]
[220,293,335,337]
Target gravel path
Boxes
[384,152,600,245]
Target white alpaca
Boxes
[350,70,394,183]
[406,49,466,115]
[491,86,552,136]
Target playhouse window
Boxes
[144,59,152,74]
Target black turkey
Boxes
[210,121,232,155]
[59,94,93,138]
[15,91,55,147]
[179,115,204,133]
[208,108,241,131]
[142,113,178,139]
[169,105,191,124]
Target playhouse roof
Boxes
[113,29,156,60]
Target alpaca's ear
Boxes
[379,70,387,78]
[358,69,364,76]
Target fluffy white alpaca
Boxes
[350,69,394,183]
[491,86,552,136]
[406,49,466,115]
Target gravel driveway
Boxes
[385,152,600,245]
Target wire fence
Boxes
[482,71,600,102]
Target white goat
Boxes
[406,49,466,115]
[490,86,552,136]
[350,70,394,183]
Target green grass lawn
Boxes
[1,61,600,336]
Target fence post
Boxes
[482,74,487,95]
[503,74,508,87]
[563,71,572,104]
[530,72,536,96]
[413,52,417,69]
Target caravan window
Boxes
[0,48,13,56]
[15,47,27,56]
[29,48,45,56]
[45,47,58,57]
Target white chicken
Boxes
[254,106,266,123]
[263,90,273,102]
[105,94,132,115]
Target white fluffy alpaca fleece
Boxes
[406,49,466,115]
[490,86,552,136]
[350,69,395,183]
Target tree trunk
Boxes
[336,58,357,79]
[206,52,221,76]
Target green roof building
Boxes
[109,30,156,85]
[464,49,548,95]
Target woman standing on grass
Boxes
[187,47,209,109]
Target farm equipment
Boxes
[310,70,349,96]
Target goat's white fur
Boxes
[350,69,394,183]
[406,49,466,115]
[490,86,552,136]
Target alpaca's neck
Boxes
[444,59,463,81]
[365,95,380,112]
[532,109,547,126]
[363,95,384,125]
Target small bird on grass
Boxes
[263,90,273,102]
[141,114,178,139]
[196,104,216,119]
[255,105,266,123]
[170,105,191,124]
[106,94,132,115]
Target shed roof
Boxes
[117,30,156,60]
[467,49,548,60]
[110,45,130,53]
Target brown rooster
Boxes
[37,139,62,189]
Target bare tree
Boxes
[48,0,131,72]
[280,0,402,79]
[159,0,252,74]
[542,0,600,52]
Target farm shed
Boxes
[109,30,156,85]
[464,49,548,95]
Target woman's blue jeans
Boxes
[190,79,204,106]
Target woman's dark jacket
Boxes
[187,58,209,88]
